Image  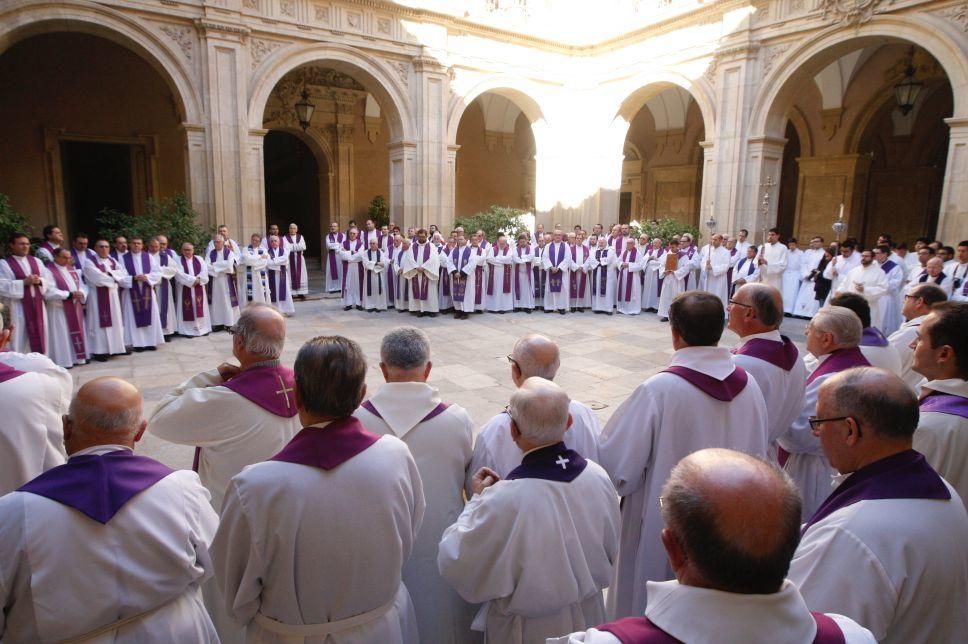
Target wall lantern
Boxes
[894,47,923,116]
[295,90,316,131]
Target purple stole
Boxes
[514,246,532,298]
[683,246,697,289]
[487,246,512,296]
[547,242,567,293]
[361,229,381,250]
[920,391,968,419]
[506,442,587,483]
[361,400,450,423]
[731,336,799,371]
[611,236,625,253]
[387,245,397,304]
[473,247,485,306]
[802,450,950,535]
[109,250,124,262]
[880,259,897,274]
[272,416,380,470]
[0,362,26,384]
[396,251,410,302]
[285,234,303,290]
[411,243,433,300]
[593,248,609,296]
[860,327,889,348]
[919,271,947,284]
[327,233,345,279]
[18,450,173,524]
[268,247,288,303]
[569,245,588,299]
[653,248,667,296]
[39,241,59,262]
[735,257,756,278]
[534,247,547,298]
[91,257,118,329]
[341,239,364,297]
[123,252,154,328]
[366,249,384,296]
[599,613,845,643]
[663,365,749,401]
[451,246,472,303]
[157,250,175,323]
[223,364,299,417]
[70,247,97,277]
[439,247,452,297]
[208,248,239,308]
[50,265,87,362]
[806,347,871,385]
[617,249,638,302]
[179,256,205,322]
[5,256,46,353]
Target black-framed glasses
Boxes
[226,325,241,336]
[903,294,922,301]
[808,416,850,432]
[507,354,519,369]
[728,299,752,309]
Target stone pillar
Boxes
[333,123,355,224]
[412,55,451,229]
[793,154,873,244]
[388,141,417,227]
[937,118,968,243]
[242,128,267,242]
[741,136,786,243]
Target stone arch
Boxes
[0,0,202,124]
[268,125,335,170]
[749,14,968,140]
[446,75,548,145]
[608,70,716,140]
[786,106,814,158]
[248,43,413,142]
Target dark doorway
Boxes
[61,141,134,236]
[776,121,800,240]
[264,130,323,257]
[619,192,632,224]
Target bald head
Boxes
[234,303,286,360]
[661,448,801,594]
[66,377,146,454]
[508,377,571,446]
[510,334,561,385]
[729,283,783,336]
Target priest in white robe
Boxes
[512,235,535,312]
[532,238,547,310]
[889,282,947,391]
[778,306,870,520]
[439,378,620,644]
[325,222,346,294]
[568,235,591,311]
[0,377,220,643]
[781,238,804,313]
[793,237,825,318]
[823,242,861,302]
[404,229,441,316]
[203,225,244,303]
[354,328,478,644]
[728,283,807,461]
[835,250,889,329]
[437,241,456,312]
[468,240,488,313]
[542,232,573,313]
[615,239,646,315]
[243,235,272,305]
[34,224,63,264]
[394,238,412,312]
[699,233,731,309]
[340,229,365,310]
[266,236,295,315]
[174,243,212,337]
[484,234,515,313]
[586,236,616,314]
[874,244,904,335]
[0,308,71,495]
[656,241,691,321]
[470,334,601,486]
[598,291,769,618]
[206,235,241,330]
[82,239,127,359]
[362,239,389,312]
[214,336,424,644]
[119,237,165,351]
[448,236,483,320]
[641,238,666,312]
[149,236,178,336]
[731,245,761,289]
[828,292,902,376]
[789,369,968,644]
[757,229,788,291]
[0,233,50,355]
[69,233,98,279]
[285,223,309,298]
[43,248,89,368]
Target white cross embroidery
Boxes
[555,455,570,470]
[275,376,295,409]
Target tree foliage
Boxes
[367,195,390,228]
[454,205,529,241]
[635,218,703,244]
[97,194,212,250]
[0,194,31,257]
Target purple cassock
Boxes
[662,366,749,402]
[919,391,968,419]
[326,232,345,282]
[18,450,174,524]
[272,416,380,470]
[731,336,799,371]
[805,347,870,385]
[506,442,587,483]
[597,612,846,643]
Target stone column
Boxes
[388,141,417,227]
[333,123,355,224]
[741,136,786,243]
[937,118,968,243]
[412,55,451,229]
[242,128,267,242]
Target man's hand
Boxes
[855,282,864,293]
[193,278,200,286]
[24,275,42,286]
[217,362,242,381]
[551,267,559,274]
[73,290,84,300]
[135,274,148,283]
[471,467,501,495]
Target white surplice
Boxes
[0,255,50,354]
[731,331,807,462]
[0,446,220,643]
[243,246,271,305]
[82,255,127,355]
[598,346,769,619]
[207,249,241,327]
[285,234,309,295]
[119,251,165,349]
[447,245,484,313]
[641,247,666,311]
[699,245,731,309]
[485,245,515,312]
[512,245,536,310]
[950,262,968,302]
[569,244,592,309]
[362,248,389,311]
[758,242,788,291]
[879,261,905,335]
[340,240,365,308]
[151,250,179,335]
[782,248,804,313]
[585,247,616,313]
[404,242,441,313]
[214,433,425,644]
[790,479,968,644]
[731,255,761,290]
[888,315,925,391]
[823,251,861,303]
[325,233,346,293]
[0,352,70,495]
[147,367,301,511]
[793,248,824,318]
[469,399,602,487]
[542,242,573,311]
[43,263,88,368]
[550,580,875,644]
[614,249,646,315]
[266,247,295,315]
[354,382,479,644]
[914,378,968,504]
[656,254,692,319]
[174,256,212,336]
[836,263,889,329]
[438,460,620,644]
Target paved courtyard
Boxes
[68,279,809,470]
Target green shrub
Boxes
[97,194,211,251]
[0,194,31,257]
[367,195,390,228]
[637,218,702,244]
[455,206,529,241]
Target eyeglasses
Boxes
[506,354,520,369]
[226,325,241,336]
[903,294,922,301]
[728,299,752,309]
[808,416,850,432]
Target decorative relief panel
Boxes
[377,17,392,36]
[935,2,968,32]
[762,44,790,76]
[160,24,194,61]
[242,0,259,10]
[279,1,295,19]
[346,11,363,31]
[818,0,886,25]
[314,5,331,23]
[251,38,285,70]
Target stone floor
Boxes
[68,274,809,470]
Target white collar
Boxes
[71,444,132,459]
[645,579,818,644]
[668,346,736,380]
[738,330,783,346]
[920,378,968,400]
[366,381,442,438]
[904,315,926,328]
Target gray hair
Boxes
[812,306,862,347]
[69,392,142,435]
[381,327,430,370]
[747,285,782,328]
[512,334,561,380]
[236,303,285,358]
[823,367,919,440]
[508,377,571,445]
